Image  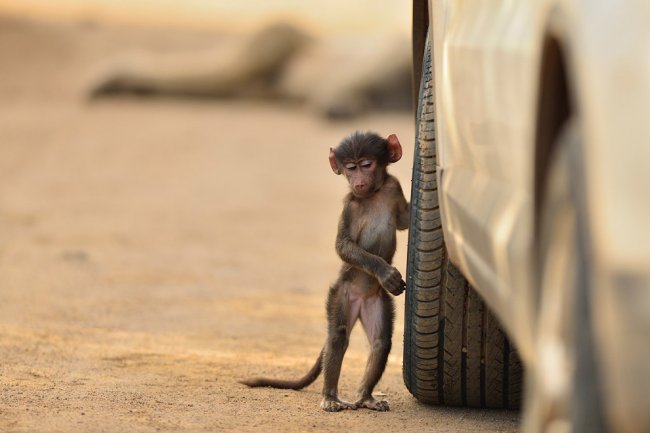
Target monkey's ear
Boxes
[387,134,402,163]
[329,148,341,174]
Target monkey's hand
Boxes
[378,265,406,296]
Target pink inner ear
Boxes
[329,148,341,174]
[387,134,402,162]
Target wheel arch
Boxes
[532,29,574,283]
[411,0,429,115]
[528,17,611,431]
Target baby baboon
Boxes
[242,131,409,412]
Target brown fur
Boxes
[242,131,409,412]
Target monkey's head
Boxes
[329,131,402,198]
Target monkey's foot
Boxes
[354,396,390,412]
[320,397,356,412]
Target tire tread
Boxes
[403,29,522,410]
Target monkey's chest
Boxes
[355,208,396,259]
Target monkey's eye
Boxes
[360,160,373,168]
[345,163,357,170]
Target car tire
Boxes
[402,29,522,409]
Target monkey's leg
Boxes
[321,284,358,412]
[355,293,394,411]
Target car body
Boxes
[406,0,650,431]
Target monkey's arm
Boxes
[394,181,410,231]
[336,236,387,277]
[335,205,405,295]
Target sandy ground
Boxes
[0,17,520,433]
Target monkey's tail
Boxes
[240,350,323,390]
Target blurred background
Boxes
[0,0,413,118]
[0,3,458,432]
[0,0,411,35]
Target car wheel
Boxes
[522,119,607,433]
[402,29,522,409]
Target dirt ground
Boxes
[0,17,520,433]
